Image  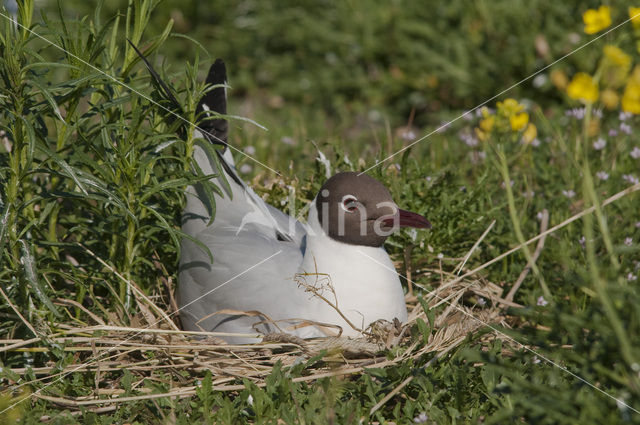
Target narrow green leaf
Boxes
[19,239,60,317]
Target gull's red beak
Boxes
[398,208,431,229]
[382,208,432,229]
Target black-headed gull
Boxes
[175,60,431,343]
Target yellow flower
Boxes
[601,89,619,109]
[475,127,489,142]
[630,7,640,29]
[622,79,640,114]
[603,45,631,69]
[479,115,495,132]
[497,98,524,117]
[567,73,599,104]
[583,6,611,34]
[510,112,529,131]
[522,123,537,144]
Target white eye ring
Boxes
[341,195,358,213]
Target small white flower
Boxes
[477,297,486,306]
[533,74,548,88]
[628,273,638,282]
[239,164,253,174]
[537,296,548,306]
[623,174,640,185]
[593,138,606,150]
[625,237,633,246]
[636,222,640,228]
[562,189,576,198]
[631,147,640,159]
[401,129,417,140]
[532,356,541,364]
[522,190,535,198]
[620,123,632,135]
[413,412,428,424]
[244,145,256,155]
[568,32,581,44]
[437,253,444,260]
[536,211,544,221]
[530,138,541,147]
[596,171,609,181]
[609,129,618,137]
[247,394,254,406]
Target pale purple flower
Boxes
[462,111,474,121]
[281,136,295,146]
[436,121,451,133]
[437,253,444,260]
[532,356,541,364]
[537,296,548,306]
[522,190,535,199]
[636,222,640,228]
[609,129,619,137]
[620,123,632,135]
[620,111,632,121]
[414,412,428,423]
[501,180,515,189]
[536,211,544,221]
[596,171,609,181]
[593,109,603,118]
[593,138,606,150]
[565,107,586,120]
[631,147,640,159]
[239,164,253,174]
[460,131,479,147]
[468,151,486,164]
[623,174,640,185]
[625,237,633,246]
[562,189,576,198]
[530,138,541,147]
[628,273,638,282]
[579,236,586,249]
[477,297,486,307]
[244,145,256,155]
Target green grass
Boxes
[1,0,640,423]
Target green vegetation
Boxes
[1,0,640,423]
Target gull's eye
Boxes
[341,195,359,213]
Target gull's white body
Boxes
[178,144,407,343]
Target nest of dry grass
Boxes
[1,258,522,414]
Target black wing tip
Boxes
[209,59,227,84]
[196,58,229,147]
